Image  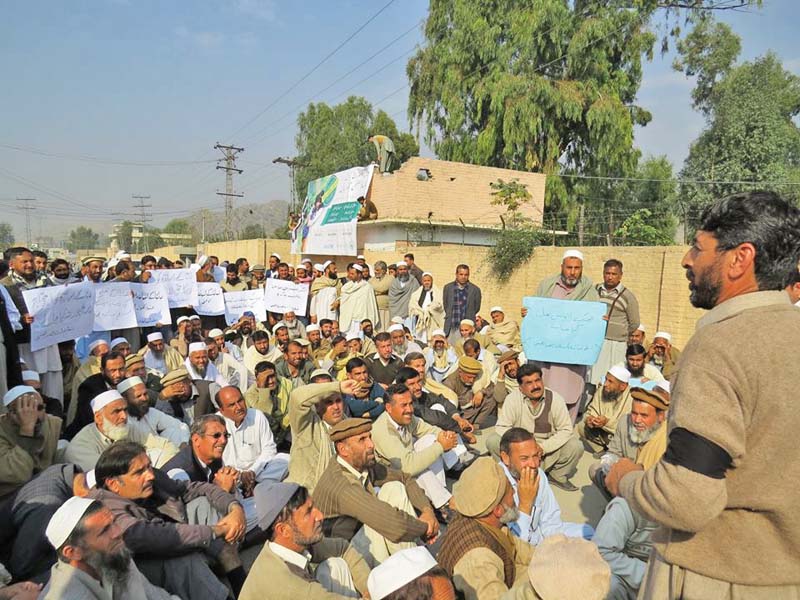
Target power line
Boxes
[215,143,245,240]
[16,198,35,247]
[0,142,218,167]
[132,195,153,252]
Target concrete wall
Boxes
[197,239,703,348]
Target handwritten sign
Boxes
[131,283,171,327]
[264,279,310,317]
[23,283,96,352]
[93,283,138,331]
[521,297,607,365]
[148,269,198,308]
[194,282,226,316]
[224,289,267,325]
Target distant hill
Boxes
[184,199,289,240]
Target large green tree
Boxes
[294,97,419,199]
[68,226,99,251]
[162,218,191,234]
[116,221,134,251]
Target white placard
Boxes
[224,289,267,325]
[194,282,226,316]
[22,283,96,352]
[264,279,310,317]
[131,283,172,327]
[148,269,198,308]
[93,283,138,331]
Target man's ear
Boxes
[727,242,757,281]
[499,451,510,467]
[61,543,84,563]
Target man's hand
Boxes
[605,458,643,497]
[214,466,239,493]
[160,383,182,400]
[239,470,256,497]
[214,504,246,544]
[516,466,540,515]
[139,270,152,283]
[436,430,458,452]
[21,313,34,325]
[15,395,41,436]
[454,415,473,433]
[593,415,608,428]
[471,391,484,407]
[418,507,439,542]
[340,379,359,397]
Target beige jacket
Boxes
[371,412,443,476]
[65,423,178,471]
[0,413,61,498]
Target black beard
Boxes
[686,267,722,310]
[328,272,337,280]
[84,545,132,583]
[126,401,148,418]
[627,365,644,377]
[602,388,621,402]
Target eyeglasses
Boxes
[202,432,230,440]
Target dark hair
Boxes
[225,330,242,342]
[252,330,270,342]
[499,427,535,456]
[516,362,543,384]
[203,337,217,346]
[6,247,30,261]
[346,357,367,373]
[455,263,469,272]
[360,318,372,325]
[404,352,426,365]
[101,351,125,370]
[374,331,391,343]
[394,366,420,385]
[277,262,289,270]
[699,191,800,291]
[190,413,225,437]
[331,334,346,346]
[95,441,147,489]
[254,360,276,375]
[603,259,623,271]
[50,258,69,270]
[32,250,47,261]
[267,485,309,541]
[0,260,7,278]
[209,255,219,262]
[383,569,444,600]
[114,261,131,276]
[319,318,333,328]
[140,255,156,264]
[463,338,480,354]
[226,264,238,274]
[404,253,415,261]
[626,344,646,357]
[235,258,248,268]
[385,382,409,403]
[58,500,104,556]
[286,340,303,351]
[786,267,800,287]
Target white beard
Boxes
[102,417,129,441]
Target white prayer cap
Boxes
[146,332,163,343]
[273,322,288,334]
[346,332,361,342]
[197,255,209,267]
[189,315,201,321]
[395,261,406,268]
[117,376,144,395]
[287,264,294,269]
[460,319,475,327]
[431,329,446,339]
[110,337,128,349]
[91,390,124,413]
[367,547,437,600]
[357,254,365,260]
[388,324,404,333]
[655,380,671,394]
[322,260,333,270]
[390,316,404,324]
[562,249,585,262]
[45,496,97,550]
[107,257,119,269]
[3,385,38,407]
[176,316,190,325]
[351,264,363,272]
[654,331,672,342]
[301,257,312,265]
[489,306,504,314]
[208,328,225,338]
[636,324,646,332]
[270,253,281,260]
[306,324,320,333]
[421,271,433,278]
[21,370,40,383]
[88,339,108,353]
[85,470,96,489]
[607,365,631,384]
[313,263,324,272]
[188,342,207,354]
[115,250,131,260]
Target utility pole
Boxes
[272,156,307,213]
[132,194,152,252]
[16,198,36,247]
[215,143,244,241]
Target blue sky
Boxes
[0,0,797,241]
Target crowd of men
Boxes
[0,190,799,600]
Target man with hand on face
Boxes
[0,385,60,500]
[499,428,593,547]
[65,390,178,471]
[313,418,440,565]
[119,376,189,448]
[645,331,680,378]
[163,414,233,488]
[443,355,506,429]
[244,360,291,447]
[89,441,247,600]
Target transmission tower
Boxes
[272,156,307,213]
[214,143,244,240]
[16,198,36,247]
[132,194,152,252]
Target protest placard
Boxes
[264,279,310,317]
[131,283,171,327]
[22,283,96,352]
[224,289,267,325]
[520,296,607,366]
[147,269,198,308]
[93,283,138,331]
[194,282,225,316]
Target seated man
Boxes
[65,390,178,471]
[576,365,632,453]
[140,332,183,379]
[163,414,230,486]
[423,329,458,383]
[21,369,63,419]
[170,316,191,358]
[209,327,243,363]
[156,367,214,424]
[69,339,108,414]
[443,356,507,428]
[282,311,306,341]
[89,441,247,600]
[366,332,403,387]
[240,482,370,600]
[275,340,315,388]
[244,360,292,448]
[313,418,439,564]
[118,376,189,448]
[488,363,583,492]
[615,344,664,387]
[499,428,593,546]
[306,324,330,365]
[40,497,176,599]
[372,383,459,511]
[495,350,521,394]
[450,338,500,394]
[244,330,283,375]
[124,353,161,403]
[452,319,499,357]
[589,386,669,500]
[366,547,453,600]
[65,350,127,439]
[388,324,423,360]
[184,342,228,388]
[645,331,680,378]
[286,379,354,494]
[593,497,658,600]
[342,357,385,419]
[207,336,249,393]
[437,457,534,599]
[0,386,61,501]
[485,306,521,351]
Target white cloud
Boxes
[174,25,226,49]
[232,0,277,21]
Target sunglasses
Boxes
[202,432,230,440]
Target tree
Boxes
[489,178,533,227]
[68,226,99,251]
[294,97,419,199]
[0,223,14,247]
[137,230,164,253]
[116,221,134,251]
[615,209,675,246]
[162,218,191,234]
[239,224,266,240]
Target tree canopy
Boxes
[68,226,99,251]
[0,223,15,248]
